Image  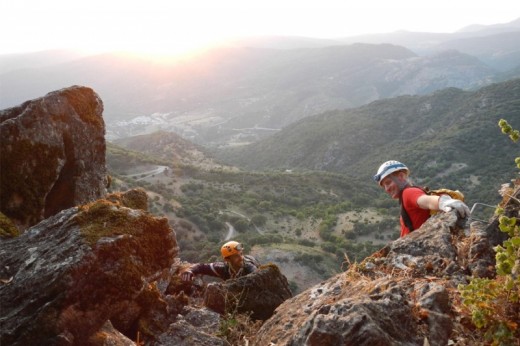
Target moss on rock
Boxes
[0,212,20,238]
[106,188,148,211]
[74,195,177,270]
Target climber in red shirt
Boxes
[373,160,470,237]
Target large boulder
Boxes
[152,306,229,346]
[0,86,107,231]
[203,264,293,320]
[0,190,179,346]
[88,321,135,346]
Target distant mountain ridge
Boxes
[339,17,520,69]
[1,17,519,146]
[0,44,499,146]
[456,17,520,34]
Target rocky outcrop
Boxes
[152,307,229,346]
[253,191,519,346]
[204,264,293,320]
[0,86,107,231]
[88,321,135,346]
[0,190,179,346]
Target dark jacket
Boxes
[189,255,258,280]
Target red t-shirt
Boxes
[400,187,431,237]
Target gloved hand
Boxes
[181,270,194,282]
[438,195,470,218]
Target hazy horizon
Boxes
[2,0,519,58]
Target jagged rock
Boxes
[254,273,458,346]
[0,194,178,346]
[382,212,467,279]
[203,264,293,320]
[253,212,470,346]
[467,186,519,278]
[0,86,107,231]
[88,321,135,346]
[149,304,228,346]
[467,222,497,278]
[182,306,222,334]
[153,317,229,346]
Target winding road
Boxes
[123,166,169,181]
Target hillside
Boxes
[107,164,389,293]
[217,78,520,204]
[105,139,392,293]
[112,130,220,169]
[0,43,498,146]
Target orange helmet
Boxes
[221,241,243,259]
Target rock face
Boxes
[0,190,179,346]
[253,191,519,346]
[204,264,293,320]
[152,307,229,346]
[0,86,107,231]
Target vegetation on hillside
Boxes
[217,79,520,205]
[108,162,389,265]
[106,142,169,172]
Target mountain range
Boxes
[105,77,520,207]
[1,18,519,146]
[216,78,520,204]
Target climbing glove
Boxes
[438,195,470,218]
[181,270,194,282]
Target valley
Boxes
[107,148,397,293]
[104,77,520,293]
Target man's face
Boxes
[380,172,406,199]
[225,252,244,268]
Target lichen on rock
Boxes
[105,188,149,211]
[0,211,20,238]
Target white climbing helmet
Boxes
[373,160,409,185]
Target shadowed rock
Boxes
[204,264,293,320]
[0,86,107,231]
[152,307,229,346]
[88,321,135,346]
[0,194,178,346]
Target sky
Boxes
[1,0,519,56]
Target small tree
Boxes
[251,214,267,227]
[458,119,520,345]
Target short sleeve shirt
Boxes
[400,187,431,237]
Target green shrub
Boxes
[458,119,520,345]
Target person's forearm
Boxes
[190,263,222,278]
[417,195,440,210]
